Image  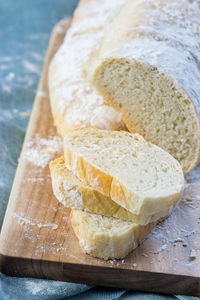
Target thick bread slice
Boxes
[48,0,126,136]
[92,0,200,173]
[64,129,184,216]
[50,156,171,225]
[70,209,156,260]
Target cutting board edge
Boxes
[0,253,200,296]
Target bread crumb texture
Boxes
[92,0,200,173]
[64,129,184,215]
[50,156,171,225]
[70,209,155,260]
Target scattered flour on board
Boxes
[37,90,47,98]
[153,244,168,254]
[146,167,200,258]
[67,253,87,265]
[23,134,63,168]
[55,26,65,33]
[37,223,58,230]
[27,177,44,183]
[12,212,58,230]
[106,165,200,266]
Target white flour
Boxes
[153,244,168,254]
[26,280,63,295]
[23,60,40,74]
[31,52,43,61]
[143,173,200,260]
[0,65,8,70]
[106,167,200,267]
[50,0,125,131]
[5,72,15,81]
[23,134,63,168]
[0,56,12,62]
[37,90,47,98]
[19,131,200,267]
[12,213,58,230]
[26,177,44,183]
[2,84,11,94]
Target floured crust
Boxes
[91,0,200,173]
[50,156,171,225]
[48,0,126,137]
[70,209,156,260]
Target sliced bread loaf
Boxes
[91,0,200,173]
[50,156,171,225]
[70,209,156,260]
[64,129,184,216]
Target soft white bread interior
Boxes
[48,0,127,136]
[64,128,184,216]
[92,0,200,173]
[50,156,171,225]
[70,209,156,260]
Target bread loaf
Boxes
[48,0,127,136]
[48,0,196,260]
[64,128,184,216]
[92,0,200,173]
[50,156,171,225]
[70,209,156,260]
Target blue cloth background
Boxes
[0,1,199,299]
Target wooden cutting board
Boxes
[0,17,200,297]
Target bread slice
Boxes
[64,129,184,216]
[70,209,156,260]
[91,0,200,173]
[50,156,171,225]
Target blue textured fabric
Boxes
[0,1,199,299]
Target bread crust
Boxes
[91,0,200,173]
[48,0,195,260]
[70,209,156,260]
[64,129,184,216]
[50,156,171,225]
[48,0,126,137]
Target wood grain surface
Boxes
[0,17,200,297]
